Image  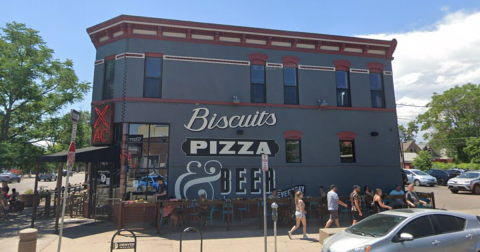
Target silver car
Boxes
[0,172,21,183]
[322,209,480,252]
[404,169,437,186]
[447,172,480,195]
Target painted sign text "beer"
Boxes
[184,108,277,132]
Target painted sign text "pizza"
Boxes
[182,139,279,157]
[184,108,277,132]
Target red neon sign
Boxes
[92,103,114,145]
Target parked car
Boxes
[136,175,167,192]
[62,170,73,177]
[404,169,437,186]
[449,169,464,176]
[38,172,57,181]
[322,209,480,252]
[425,169,457,186]
[0,172,21,183]
[447,171,480,195]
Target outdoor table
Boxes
[156,200,194,233]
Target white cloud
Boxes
[360,10,480,135]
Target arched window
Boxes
[333,60,351,107]
[249,53,268,103]
[337,131,356,163]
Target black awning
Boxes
[36,146,117,163]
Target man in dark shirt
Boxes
[156,177,167,201]
[350,185,363,225]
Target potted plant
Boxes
[19,189,40,207]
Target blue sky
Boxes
[1,0,480,127]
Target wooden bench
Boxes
[319,228,345,245]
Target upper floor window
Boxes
[337,131,356,163]
[336,71,350,107]
[284,67,298,105]
[370,73,384,108]
[251,65,266,103]
[103,60,115,100]
[144,57,163,98]
[286,140,301,163]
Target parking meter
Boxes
[271,202,278,252]
[271,202,278,221]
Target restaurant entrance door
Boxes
[88,162,118,220]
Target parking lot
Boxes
[5,172,86,194]
[412,183,480,210]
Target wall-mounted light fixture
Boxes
[237,129,244,135]
[371,132,379,137]
[232,96,241,104]
[318,99,329,110]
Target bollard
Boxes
[18,228,38,252]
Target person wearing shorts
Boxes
[350,185,363,225]
[325,185,347,229]
[288,191,309,239]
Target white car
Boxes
[447,171,480,195]
[404,169,437,186]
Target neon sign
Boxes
[92,103,114,145]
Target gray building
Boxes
[87,15,401,200]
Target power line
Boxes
[396,103,428,108]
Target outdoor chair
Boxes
[309,201,319,218]
[222,202,234,224]
[237,203,251,220]
[200,206,219,227]
[340,200,350,216]
[158,207,171,229]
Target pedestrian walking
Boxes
[288,191,309,239]
[324,185,348,228]
[350,185,363,225]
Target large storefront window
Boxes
[126,124,169,200]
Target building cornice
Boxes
[86,15,397,60]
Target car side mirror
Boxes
[399,233,414,242]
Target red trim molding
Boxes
[284,130,303,140]
[367,62,385,74]
[91,97,396,112]
[86,16,397,60]
[281,56,300,68]
[94,59,104,65]
[337,131,357,140]
[333,60,351,71]
[145,52,164,58]
[248,53,268,65]
[105,55,116,61]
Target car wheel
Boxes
[414,180,420,186]
[472,184,480,195]
[438,179,444,186]
[17,179,20,183]
[137,186,143,192]
[450,189,459,194]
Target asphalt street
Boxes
[5,172,86,194]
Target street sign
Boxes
[262,154,268,171]
[66,142,76,172]
[71,109,80,123]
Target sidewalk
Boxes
[0,209,322,252]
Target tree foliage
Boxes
[464,137,480,164]
[417,83,480,162]
[46,110,91,153]
[398,121,419,142]
[413,151,433,171]
[0,22,90,170]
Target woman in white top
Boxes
[288,191,308,239]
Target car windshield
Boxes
[346,214,407,237]
[458,173,480,179]
[412,170,428,176]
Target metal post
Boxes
[30,162,40,228]
[274,220,277,252]
[271,202,278,252]
[54,162,64,233]
[263,170,267,252]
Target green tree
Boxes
[398,121,419,142]
[464,137,480,163]
[417,83,480,162]
[46,110,91,153]
[413,151,433,171]
[0,22,90,170]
